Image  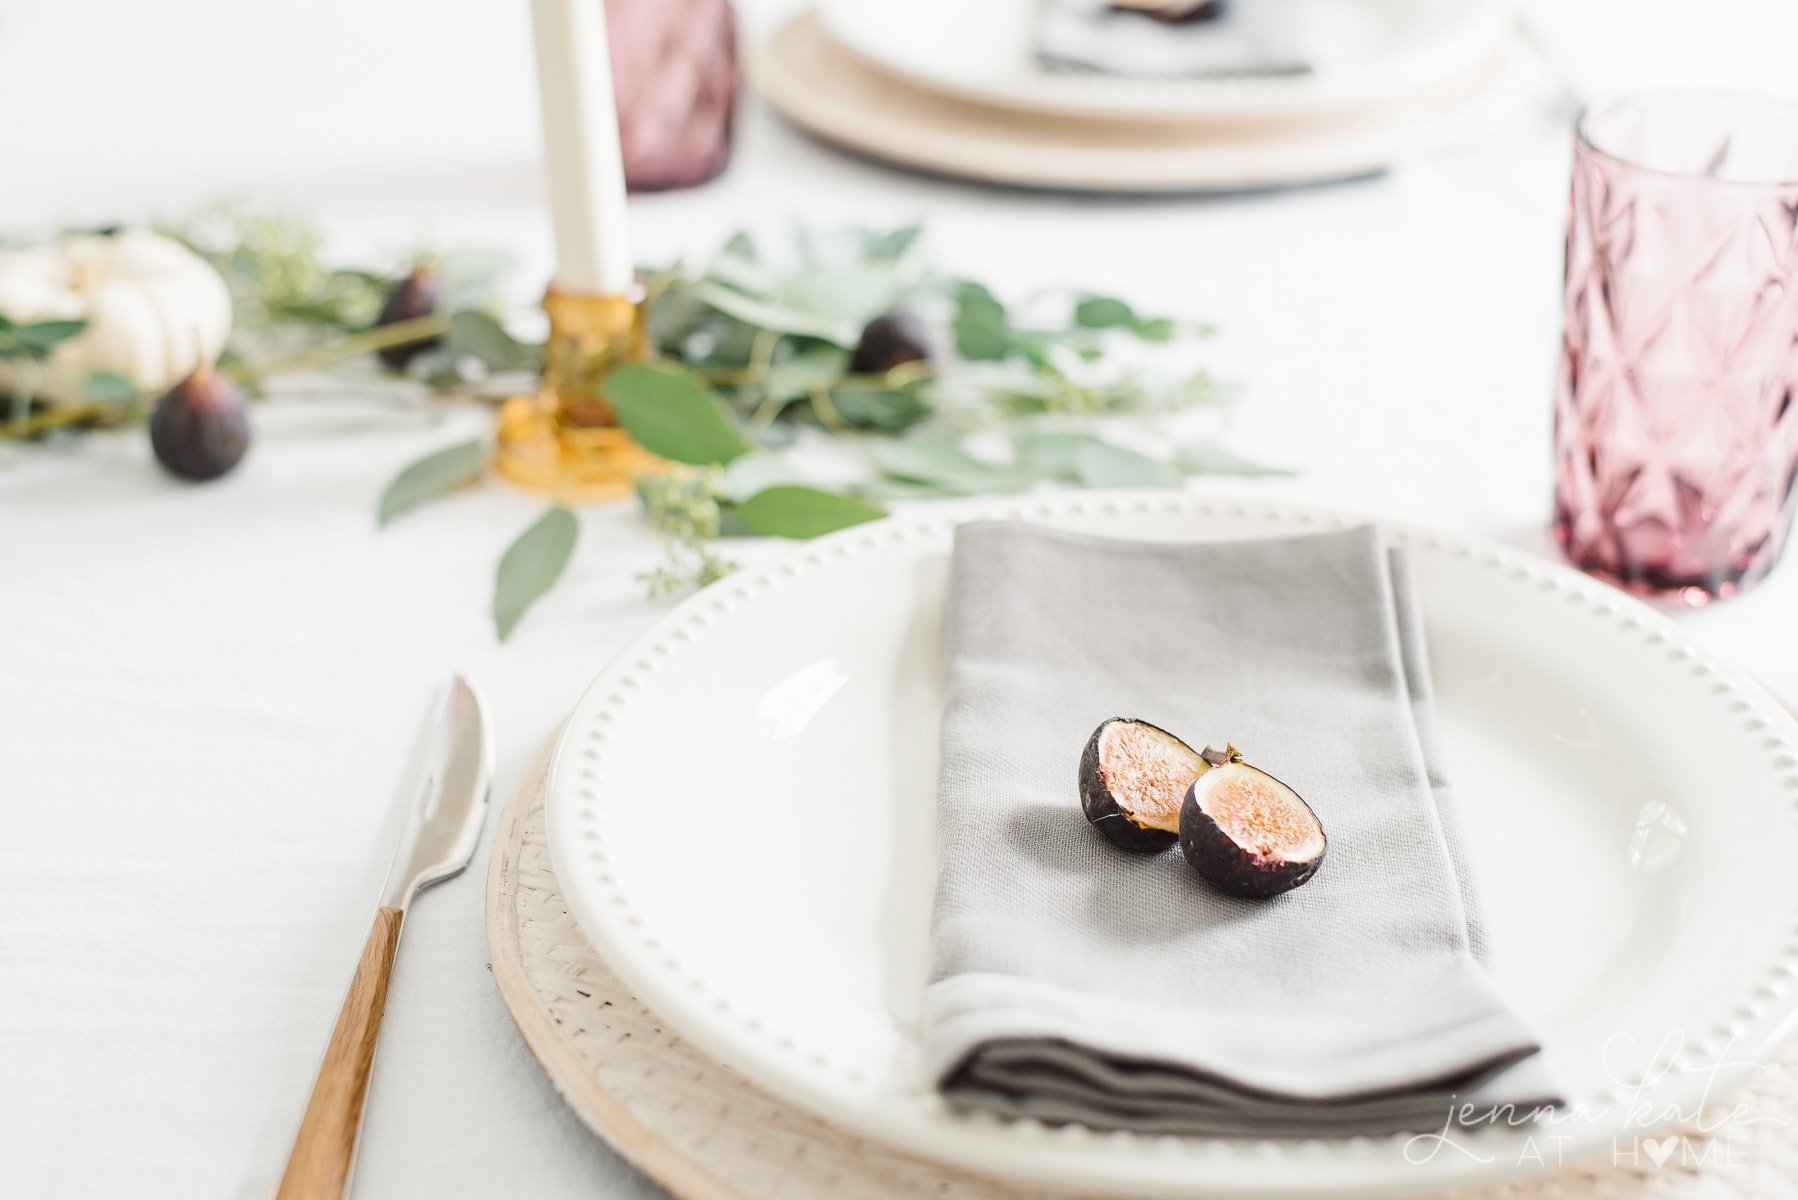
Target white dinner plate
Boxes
[547,494,1798,1198]
[819,0,1513,124]
[756,13,1534,195]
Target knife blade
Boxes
[273,675,494,1200]
[376,674,495,910]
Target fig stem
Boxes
[1200,744,1245,767]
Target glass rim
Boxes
[1575,89,1798,190]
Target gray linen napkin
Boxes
[923,522,1562,1135]
[1037,0,1316,80]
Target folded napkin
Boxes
[923,522,1562,1135]
[1037,0,1316,80]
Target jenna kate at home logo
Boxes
[1402,1031,1788,1171]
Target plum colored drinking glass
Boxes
[1555,93,1798,603]
[606,0,738,192]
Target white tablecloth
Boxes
[6,3,1798,1197]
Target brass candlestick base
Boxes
[494,283,661,501]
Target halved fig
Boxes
[1180,746,1325,898]
[1079,718,1210,851]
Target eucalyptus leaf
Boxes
[1178,443,1296,477]
[605,363,753,466]
[1130,316,1178,342]
[0,317,87,361]
[447,309,532,371]
[1074,440,1183,488]
[761,345,851,400]
[868,224,924,262]
[378,438,486,526]
[872,436,1033,495]
[1074,295,1135,329]
[705,235,776,295]
[719,229,759,261]
[438,247,517,309]
[493,505,578,640]
[81,369,139,404]
[770,266,901,330]
[721,451,802,503]
[689,280,858,345]
[952,281,1010,361]
[404,345,474,388]
[731,486,887,539]
[1012,429,1098,481]
[854,477,962,502]
[829,385,932,432]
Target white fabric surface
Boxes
[5,2,1798,1197]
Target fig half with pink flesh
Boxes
[1079,718,1210,851]
[1180,745,1325,898]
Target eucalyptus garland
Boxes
[0,207,1288,639]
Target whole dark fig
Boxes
[850,310,936,376]
[149,366,250,481]
[1180,745,1326,899]
[374,264,443,369]
[1079,717,1209,852]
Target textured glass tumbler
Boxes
[1555,93,1798,604]
[606,0,737,192]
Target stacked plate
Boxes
[496,494,1798,1198]
[753,0,1540,191]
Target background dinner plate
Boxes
[755,13,1535,195]
[818,0,1513,123]
[547,494,1798,1198]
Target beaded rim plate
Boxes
[546,493,1798,1198]
[492,748,1798,1200]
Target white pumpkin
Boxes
[0,229,232,401]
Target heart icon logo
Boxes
[1643,1136,1680,1168]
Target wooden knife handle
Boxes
[274,906,405,1200]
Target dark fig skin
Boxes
[1135,0,1228,23]
[1079,717,1195,852]
[149,367,250,482]
[1179,765,1325,899]
[375,264,443,369]
[850,310,936,376]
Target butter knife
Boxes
[273,675,494,1200]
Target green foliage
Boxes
[493,506,578,640]
[606,363,753,465]
[1177,443,1297,477]
[8,211,1286,623]
[732,486,886,539]
[870,436,1033,496]
[377,438,486,526]
[0,315,87,362]
[80,369,139,404]
[635,465,737,597]
[168,204,388,335]
[445,310,533,372]
[1073,440,1183,488]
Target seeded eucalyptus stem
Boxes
[809,387,848,431]
[9,360,34,436]
[2,399,140,439]
[227,313,454,384]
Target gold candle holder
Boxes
[493,282,662,500]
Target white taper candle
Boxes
[530,0,634,295]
